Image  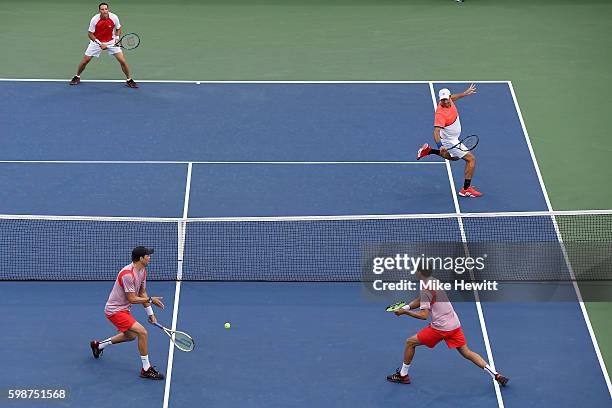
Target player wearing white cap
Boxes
[416,84,482,197]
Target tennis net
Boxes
[0,211,611,282]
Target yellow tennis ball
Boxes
[224,322,231,329]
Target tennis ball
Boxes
[196,81,201,84]
[224,322,231,329]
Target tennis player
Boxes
[69,3,138,88]
[416,84,481,197]
[90,246,165,380]
[387,267,508,387]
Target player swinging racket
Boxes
[90,246,165,380]
[416,84,482,197]
[69,3,138,88]
[387,267,509,387]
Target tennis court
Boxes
[0,80,610,407]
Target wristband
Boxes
[145,305,154,316]
[436,141,443,148]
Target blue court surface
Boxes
[0,81,610,407]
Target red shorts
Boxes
[106,310,136,332]
[417,325,466,349]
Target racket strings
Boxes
[173,332,195,352]
[121,34,140,49]
[459,135,479,151]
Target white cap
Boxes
[439,88,451,100]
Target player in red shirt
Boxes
[70,3,138,88]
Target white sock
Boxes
[98,337,112,350]
[141,355,151,370]
[400,363,411,376]
[484,364,497,379]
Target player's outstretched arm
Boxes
[451,83,477,101]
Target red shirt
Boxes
[434,99,459,128]
[88,13,121,42]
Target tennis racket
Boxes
[446,134,479,152]
[385,301,407,312]
[115,33,140,50]
[153,322,195,352]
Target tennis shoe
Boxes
[458,186,483,197]
[416,143,432,160]
[90,340,103,359]
[140,366,164,380]
[495,373,509,387]
[126,79,139,88]
[386,368,411,384]
[69,76,80,85]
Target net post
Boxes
[177,220,186,281]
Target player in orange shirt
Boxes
[416,84,481,197]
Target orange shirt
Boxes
[434,100,459,128]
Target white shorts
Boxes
[441,137,468,159]
[85,40,122,58]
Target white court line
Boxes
[2,209,610,223]
[162,163,192,408]
[0,78,510,84]
[508,82,612,397]
[428,82,505,408]
[182,163,193,221]
[0,160,444,165]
